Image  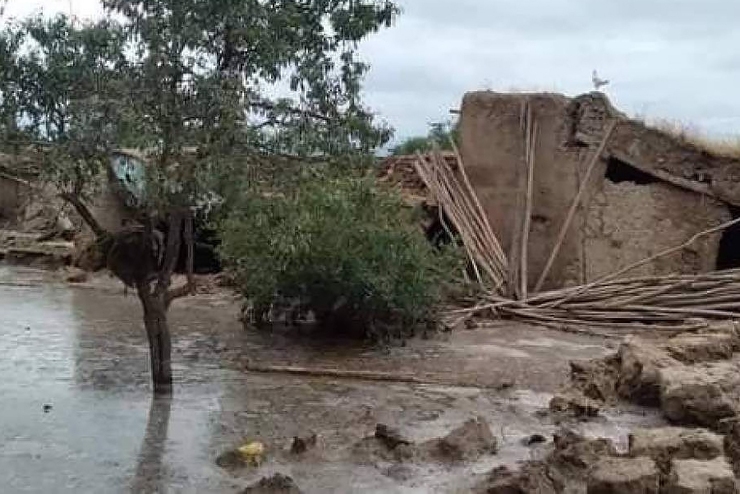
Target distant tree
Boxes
[392,120,459,155]
[0,0,398,394]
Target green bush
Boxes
[219,174,464,339]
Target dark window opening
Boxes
[605,157,658,185]
[716,206,740,270]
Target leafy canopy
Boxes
[220,173,465,338]
[0,0,399,213]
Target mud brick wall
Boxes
[458,91,735,290]
[0,177,26,222]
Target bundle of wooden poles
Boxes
[413,147,509,291]
[413,117,740,333]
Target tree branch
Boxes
[165,210,195,306]
[155,210,183,296]
[184,209,195,293]
[60,192,108,238]
[250,100,333,123]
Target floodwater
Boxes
[0,265,664,493]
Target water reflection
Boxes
[130,395,172,494]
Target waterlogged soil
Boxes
[0,265,665,493]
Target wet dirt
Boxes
[0,265,665,493]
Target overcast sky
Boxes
[5,0,740,144]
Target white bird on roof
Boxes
[592,70,609,91]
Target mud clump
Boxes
[350,426,416,465]
[549,391,602,418]
[242,473,303,494]
[474,430,618,493]
[569,355,620,403]
[616,337,680,406]
[556,328,740,432]
[374,423,411,450]
[290,433,318,455]
[587,456,660,493]
[725,421,740,477]
[352,419,498,467]
[665,458,738,494]
[666,332,739,364]
[659,360,740,429]
[422,417,498,463]
[628,426,725,475]
[474,464,556,494]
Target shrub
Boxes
[219,174,465,340]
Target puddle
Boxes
[0,265,665,493]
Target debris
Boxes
[423,417,498,463]
[549,392,601,418]
[570,356,620,403]
[666,332,739,364]
[586,457,659,494]
[617,337,681,405]
[42,404,52,413]
[628,427,725,474]
[242,473,303,494]
[551,430,618,472]
[238,441,266,466]
[474,430,618,493]
[290,433,318,455]
[665,458,738,494]
[724,420,740,478]
[374,424,411,450]
[413,147,508,290]
[659,360,740,429]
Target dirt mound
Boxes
[351,419,498,467]
[476,427,738,494]
[665,458,738,494]
[473,430,618,493]
[242,474,303,494]
[555,328,740,430]
[587,456,660,493]
[421,417,498,463]
[628,427,725,475]
[725,421,740,477]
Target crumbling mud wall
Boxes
[0,175,27,225]
[459,91,739,290]
[584,180,729,281]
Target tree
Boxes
[392,120,459,155]
[0,0,398,394]
[220,173,464,340]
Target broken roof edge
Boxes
[461,90,740,208]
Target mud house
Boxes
[386,92,740,292]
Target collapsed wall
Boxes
[458,91,739,291]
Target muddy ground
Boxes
[0,264,670,493]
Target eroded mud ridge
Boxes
[481,324,740,493]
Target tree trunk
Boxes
[138,284,173,394]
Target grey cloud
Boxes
[360,0,740,142]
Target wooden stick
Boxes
[501,307,701,332]
[534,120,618,293]
[548,216,740,309]
[244,363,511,390]
[520,119,537,299]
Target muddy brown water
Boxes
[0,265,665,493]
